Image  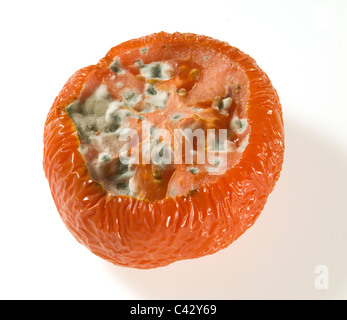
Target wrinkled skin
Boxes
[43,32,284,269]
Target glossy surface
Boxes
[43,32,284,269]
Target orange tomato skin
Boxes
[43,32,284,269]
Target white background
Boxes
[0,0,346,300]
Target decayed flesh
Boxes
[66,44,250,201]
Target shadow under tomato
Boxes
[102,116,347,299]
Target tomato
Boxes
[43,32,284,268]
